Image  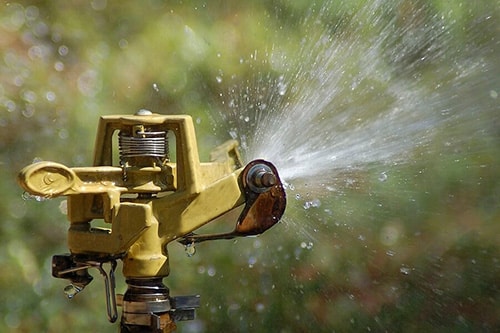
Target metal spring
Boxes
[119,130,169,162]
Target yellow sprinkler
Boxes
[18,110,286,332]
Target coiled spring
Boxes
[119,128,169,166]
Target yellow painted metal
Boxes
[18,113,245,279]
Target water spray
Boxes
[18,110,286,332]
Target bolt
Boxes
[258,171,277,187]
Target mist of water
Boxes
[215,1,497,184]
[208,1,499,248]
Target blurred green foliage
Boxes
[1,0,499,332]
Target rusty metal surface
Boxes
[235,159,286,235]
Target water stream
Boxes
[213,0,498,234]
[194,3,499,330]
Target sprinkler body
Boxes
[18,111,286,332]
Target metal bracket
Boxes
[52,254,119,323]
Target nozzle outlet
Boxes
[246,163,278,193]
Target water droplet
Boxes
[277,76,288,96]
[248,256,257,268]
[22,105,35,118]
[303,199,321,209]
[207,266,216,277]
[63,284,82,299]
[58,200,68,215]
[21,192,48,202]
[54,61,64,71]
[45,91,56,102]
[300,241,314,250]
[58,45,69,56]
[255,303,265,313]
[185,243,196,257]
[400,266,411,275]
[4,99,16,112]
[21,192,31,201]
[386,250,396,257]
[152,83,160,92]
[215,76,222,83]
[378,172,388,182]
[136,109,152,116]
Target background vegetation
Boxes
[1,0,498,332]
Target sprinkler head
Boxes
[179,159,286,244]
